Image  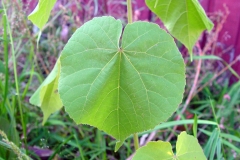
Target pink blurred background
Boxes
[23,0,240,81]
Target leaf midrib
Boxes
[122,52,151,125]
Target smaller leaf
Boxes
[146,0,214,59]
[28,0,57,30]
[132,131,206,160]
[132,141,174,160]
[30,59,62,125]
[176,132,206,160]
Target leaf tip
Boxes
[207,19,214,31]
[189,50,193,62]
[115,140,124,152]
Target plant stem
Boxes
[127,0,138,152]
[127,0,133,23]
[133,133,139,151]
[3,14,9,108]
[2,0,27,148]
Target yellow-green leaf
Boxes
[146,0,214,59]
[30,59,62,125]
[132,141,174,160]
[132,131,207,160]
[28,0,57,30]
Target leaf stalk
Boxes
[127,0,133,23]
[127,0,138,152]
[133,133,139,151]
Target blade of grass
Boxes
[195,56,240,97]
[200,129,240,155]
[192,55,240,79]
[192,55,222,60]
[220,133,240,143]
[48,135,74,160]
[2,13,9,110]
[96,130,107,160]
[2,1,27,150]
[137,119,218,136]
[222,61,240,80]
[222,82,240,113]
[221,139,240,153]
[210,129,220,160]
[73,130,85,160]
[21,45,35,100]
[19,71,43,84]
[50,134,92,148]
[201,128,219,158]
[0,60,5,73]
[193,114,198,138]
[176,109,189,132]
[209,98,219,127]
[216,138,222,160]
[217,80,229,104]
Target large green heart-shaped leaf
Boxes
[145,0,214,59]
[28,0,57,30]
[132,132,206,160]
[59,16,185,150]
[30,59,62,125]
